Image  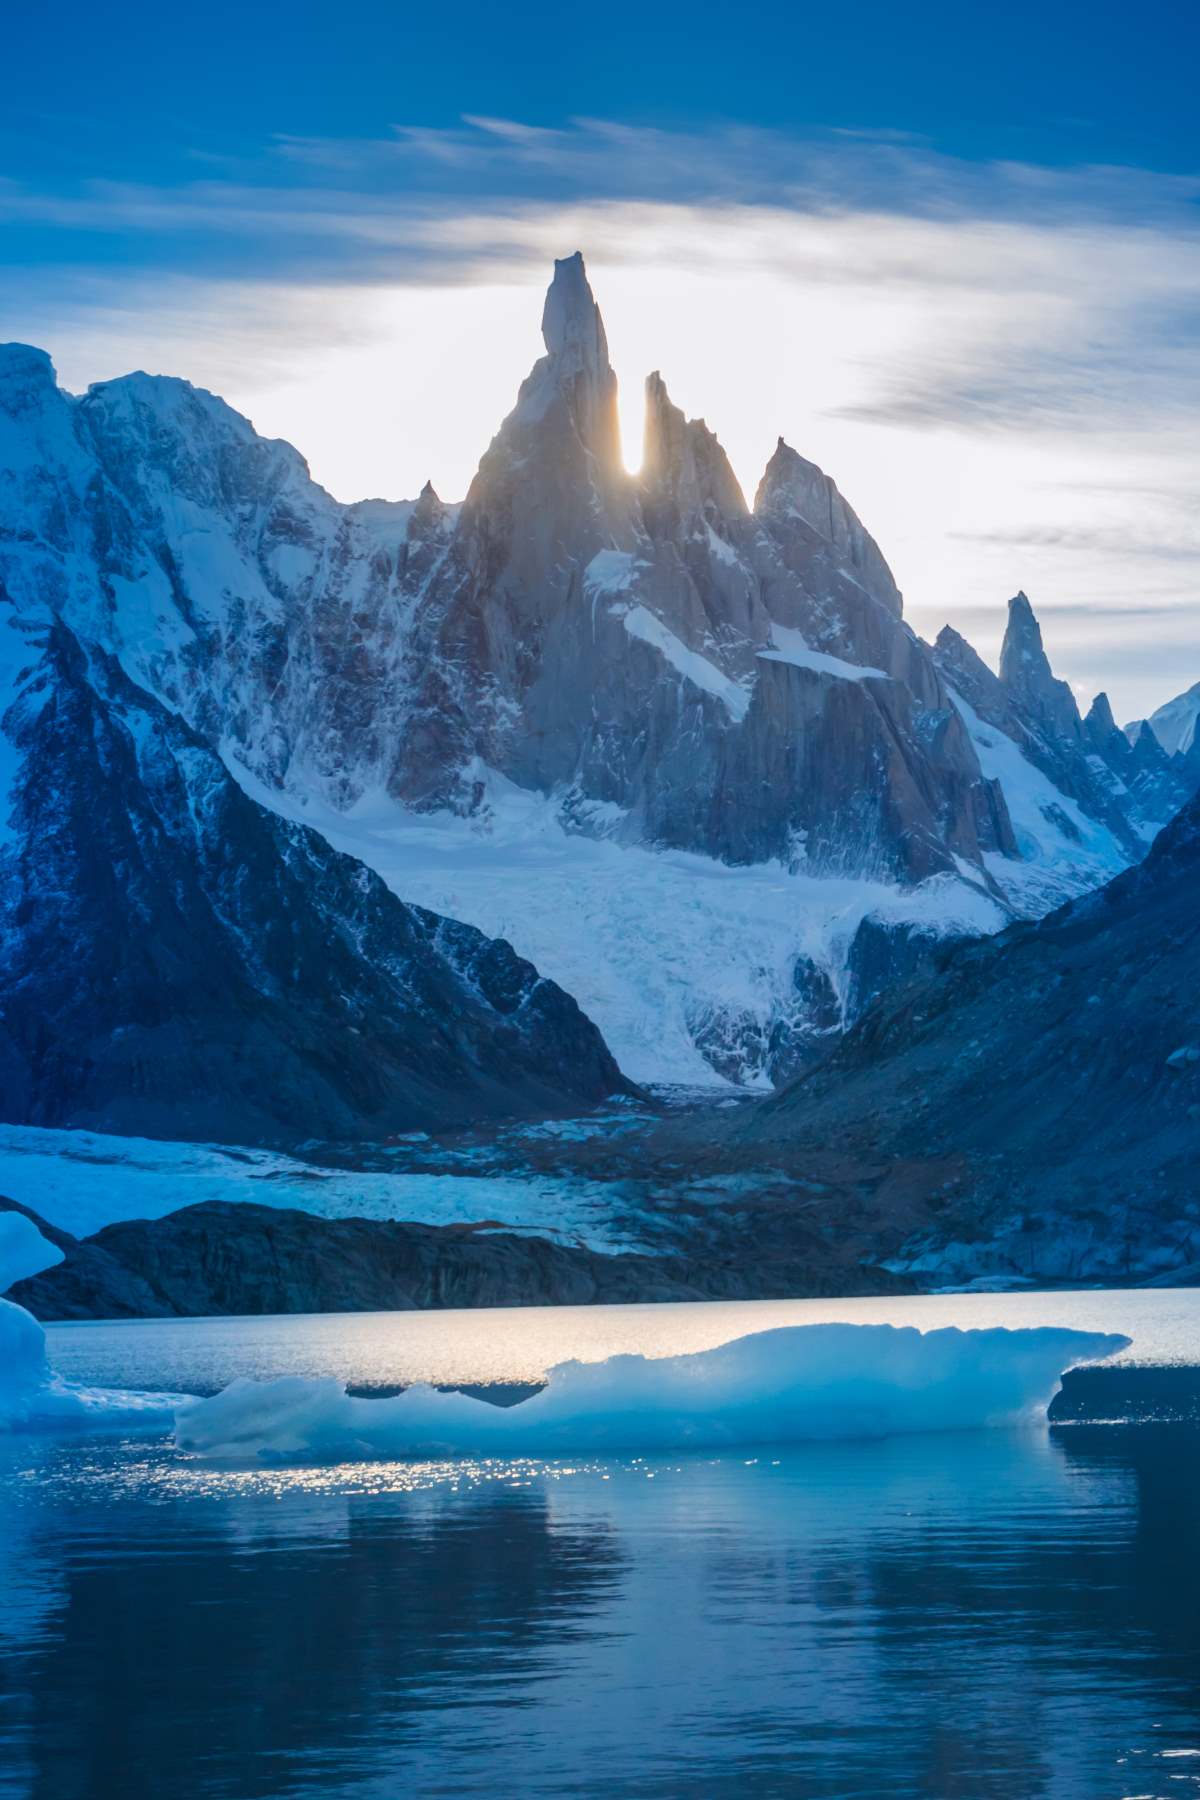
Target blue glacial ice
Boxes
[0,1212,177,1432]
[173,1322,1129,1462]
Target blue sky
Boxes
[4,0,1199,717]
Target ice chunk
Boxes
[0,1215,62,1423]
[174,1322,1129,1463]
[0,1212,177,1434]
[0,1209,63,1291]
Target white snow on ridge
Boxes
[758,625,887,684]
[237,766,1008,1090]
[617,603,752,720]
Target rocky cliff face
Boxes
[393,256,1013,881]
[0,607,628,1147]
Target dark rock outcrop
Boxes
[4,1201,705,1317]
[3,1197,912,1318]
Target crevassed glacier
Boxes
[173,1323,1128,1463]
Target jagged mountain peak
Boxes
[80,368,315,495]
[998,591,1082,736]
[1085,690,1118,736]
[641,369,748,521]
[410,478,448,525]
[934,622,997,686]
[497,254,624,480]
[999,590,1051,681]
[753,438,902,619]
[1130,718,1170,765]
[541,251,610,375]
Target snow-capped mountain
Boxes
[1,254,1187,1092]
[0,608,626,1146]
[934,594,1194,878]
[1126,678,1200,763]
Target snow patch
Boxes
[758,625,887,684]
[583,549,638,595]
[617,604,751,719]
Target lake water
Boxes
[41,1285,1200,1395]
[3,1293,1199,1797]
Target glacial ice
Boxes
[173,1323,1128,1463]
[0,1212,177,1434]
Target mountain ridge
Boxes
[2,251,1195,1093]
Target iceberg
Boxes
[174,1322,1129,1463]
[0,1211,177,1433]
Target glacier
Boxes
[232,764,1013,1088]
[173,1322,1128,1462]
[0,1120,645,1248]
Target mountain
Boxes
[933,594,1194,876]
[1126,678,1200,763]
[0,254,1179,1090]
[394,257,1014,882]
[738,786,1200,1285]
[0,607,627,1147]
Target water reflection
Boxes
[1,1427,1198,1798]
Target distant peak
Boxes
[1085,690,1117,735]
[499,253,623,479]
[0,343,58,414]
[0,342,54,380]
[1000,591,1050,680]
[541,252,610,373]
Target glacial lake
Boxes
[3,1291,1199,1798]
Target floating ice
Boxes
[0,1212,177,1434]
[173,1322,1129,1463]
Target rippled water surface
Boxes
[3,1298,1199,1798]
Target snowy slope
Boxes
[947,690,1128,913]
